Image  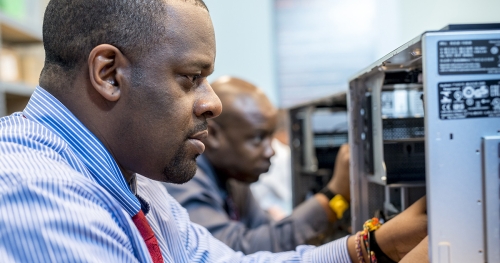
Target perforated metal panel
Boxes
[382,118,425,140]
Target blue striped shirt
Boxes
[0,86,352,262]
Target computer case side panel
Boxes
[423,30,500,263]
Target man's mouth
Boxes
[188,130,208,141]
[188,130,208,155]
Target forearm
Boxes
[314,193,338,222]
[347,235,360,262]
[209,198,331,253]
[211,221,280,253]
[197,233,353,263]
[400,236,429,263]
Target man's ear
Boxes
[88,44,130,102]
[205,120,223,149]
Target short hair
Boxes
[42,0,208,72]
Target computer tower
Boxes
[288,92,351,243]
[349,24,500,262]
[289,92,349,208]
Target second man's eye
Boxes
[186,74,201,83]
[250,134,265,145]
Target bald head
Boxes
[204,77,277,183]
[210,76,276,128]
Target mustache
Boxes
[187,121,208,137]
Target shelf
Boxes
[0,11,42,43]
[382,83,423,90]
[383,137,425,143]
[299,168,331,176]
[385,181,426,188]
[0,81,36,97]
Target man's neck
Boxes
[212,166,230,191]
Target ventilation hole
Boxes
[450,133,453,140]
[406,144,412,154]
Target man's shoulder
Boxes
[0,117,131,232]
[0,114,92,194]
[0,142,90,195]
[0,113,72,158]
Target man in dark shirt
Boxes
[166,76,352,253]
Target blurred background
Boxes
[1,0,499,116]
[204,0,500,107]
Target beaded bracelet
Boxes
[362,218,382,263]
[370,230,397,263]
[355,231,366,263]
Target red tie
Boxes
[225,195,240,221]
[131,210,164,263]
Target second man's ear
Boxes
[87,44,129,102]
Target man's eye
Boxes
[251,134,265,145]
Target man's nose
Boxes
[263,138,275,159]
[194,80,222,119]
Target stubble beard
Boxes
[162,144,199,184]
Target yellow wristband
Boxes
[328,194,349,219]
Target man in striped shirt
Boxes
[0,0,428,262]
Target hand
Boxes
[266,206,287,221]
[326,144,350,201]
[375,196,427,261]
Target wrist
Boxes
[314,194,337,222]
[319,186,336,200]
[371,230,397,263]
[370,225,400,262]
[347,233,370,263]
[319,187,349,220]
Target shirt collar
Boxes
[23,86,141,217]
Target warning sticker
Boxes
[438,79,500,120]
[438,39,500,75]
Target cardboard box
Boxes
[15,44,44,86]
[0,47,21,82]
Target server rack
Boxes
[349,24,500,263]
